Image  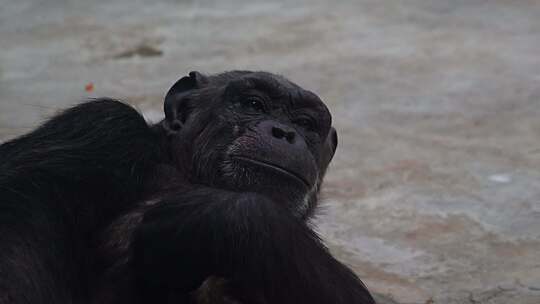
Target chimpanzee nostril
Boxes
[272,127,286,139]
[272,126,296,144]
[285,131,295,144]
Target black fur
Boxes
[0,71,375,304]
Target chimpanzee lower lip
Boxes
[230,155,310,189]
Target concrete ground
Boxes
[1,0,539,303]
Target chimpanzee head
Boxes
[162,71,337,218]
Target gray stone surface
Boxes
[1,0,539,303]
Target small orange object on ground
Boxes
[85,82,94,92]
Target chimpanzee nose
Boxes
[271,126,296,144]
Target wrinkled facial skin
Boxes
[164,71,337,218]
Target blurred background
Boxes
[1,0,539,303]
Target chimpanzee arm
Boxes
[133,188,375,304]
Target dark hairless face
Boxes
[164,71,337,217]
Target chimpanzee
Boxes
[0,71,375,304]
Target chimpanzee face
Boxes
[163,71,337,217]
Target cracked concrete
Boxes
[1,0,539,303]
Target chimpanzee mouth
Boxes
[230,155,310,189]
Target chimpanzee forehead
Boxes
[237,72,330,112]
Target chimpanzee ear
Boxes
[163,71,208,134]
[323,127,338,163]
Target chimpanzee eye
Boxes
[242,97,265,112]
[294,117,315,131]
